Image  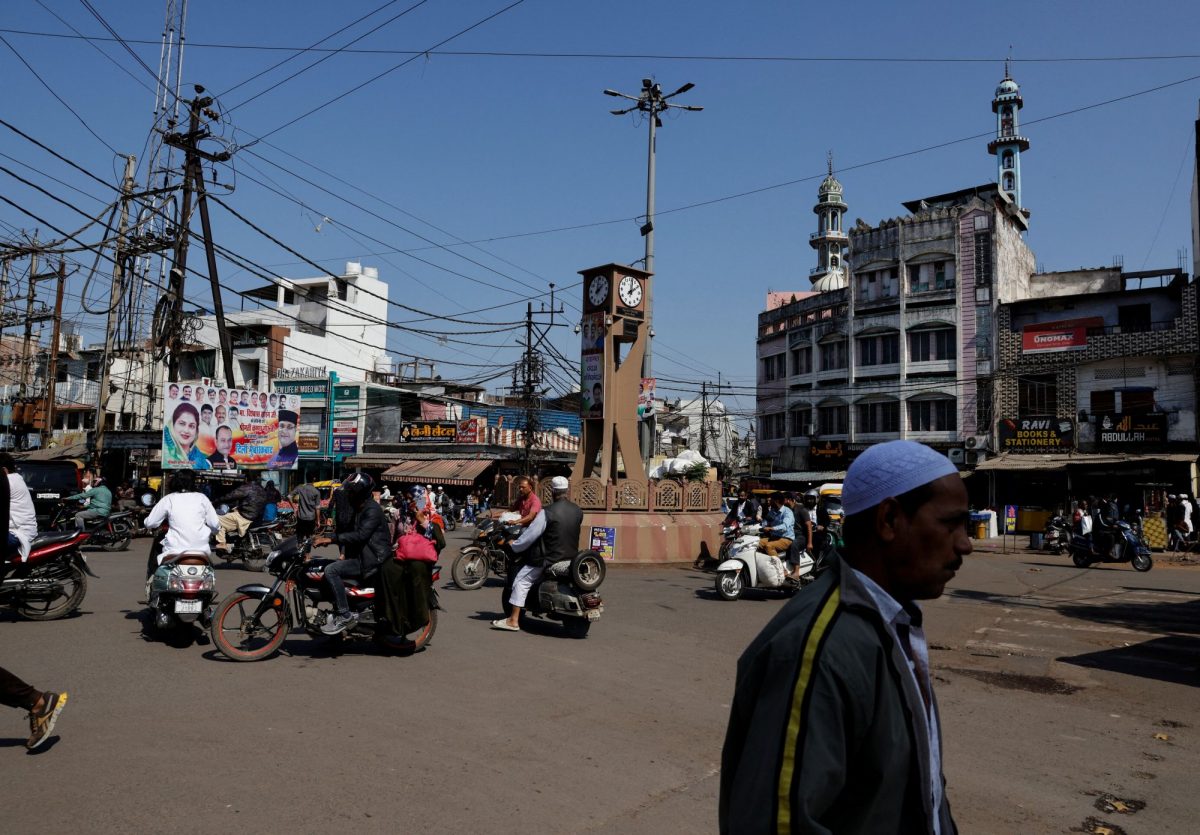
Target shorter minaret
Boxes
[988,60,1030,213]
[809,153,848,291]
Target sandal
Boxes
[490,619,520,632]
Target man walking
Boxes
[720,440,968,833]
[290,479,322,540]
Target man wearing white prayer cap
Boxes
[720,440,968,834]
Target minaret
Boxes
[809,152,848,291]
[988,60,1030,213]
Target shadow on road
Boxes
[1057,596,1200,636]
[1059,636,1200,688]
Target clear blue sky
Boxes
[2,1,1199,425]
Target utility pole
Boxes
[95,155,137,454]
[699,380,708,459]
[19,244,39,397]
[42,259,65,446]
[604,79,703,471]
[511,291,564,478]
[162,86,234,386]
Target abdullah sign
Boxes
[1021,317,1104,354]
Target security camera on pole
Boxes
[603,79,702,471]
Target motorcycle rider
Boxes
[784,492,815,582]
[312,473,391,635]
[65,474,112,532]
[0,453,37,561]
[492,476,582,632]
[724,488,760,526]
[757,492,795,559]
[142,469,220,595]
[214,471,267,553]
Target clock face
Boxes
[618,275,643,307]
[588,275,610,307]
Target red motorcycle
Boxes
[1,530,96,620]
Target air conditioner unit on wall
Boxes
[966,450,988,466]
[965,435,990,450]
[948,448,966,464]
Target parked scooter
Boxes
[1042,514,1071,555]
[1068,520,1153,571]
[147,550,217,641]
[714,524,832,600]
[208,536,439,661]
[0,530,96,620]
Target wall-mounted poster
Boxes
[162,379,300,471]
[638,377,656,419]
[580,312,605,355]
[580,354,604,419]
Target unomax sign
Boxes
[1020,317,1104,354]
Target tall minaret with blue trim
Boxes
[988,60,1030,214]
[809,152,848,291]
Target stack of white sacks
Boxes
[648,449,711,480]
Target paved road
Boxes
[4,533,1198,833]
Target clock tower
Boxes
[575,263,650,485]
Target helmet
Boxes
[341,472,375,504]
[802,489,819,504]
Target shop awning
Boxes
[381,458,493,486]
[770,471,847,483]
[974,452,1198,473]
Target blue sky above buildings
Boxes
[2,1,1199,427]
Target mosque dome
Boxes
[995,77,1020,97]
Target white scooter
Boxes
[714,524,815,600]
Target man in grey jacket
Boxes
[720,440,969,834]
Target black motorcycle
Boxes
[451,518,511,590]
[214,521,281,572]
[48,502,133,551]
[1042,515,1071,555]
[208,536,439,662]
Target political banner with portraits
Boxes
[162,379,302,471]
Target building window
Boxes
[1018,374,1057,418]
[909,398,957,431]
[857,400,899,433]
[976,379,993,431]
[974,232,992,286]
[67,412,80,430]
[790,346,812,376]
[789,407,812,437]
[85,361,100,381]
[759,413,786,440]
[760,353,786,382]
[908,262,956,294]
[819,340,848,371]
[1122,389,1155,413]
[817,403,848,435]
[83,411,96,429]
[976,306,993,360]
[1003,173,1014,192]
[1117,304,1152,333]
[909,328,955,362]
[1090,389,1116,415]
[1002,150,1014,169]
[858,333,899,366]
[857,267,898,302]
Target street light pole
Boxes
[604,79,702,471]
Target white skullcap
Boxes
[843,440,958,517]
[549,476,570,491]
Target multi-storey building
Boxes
[756,71,1038,476]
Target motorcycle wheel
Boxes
[570,551,606,592]
[102,520,132,552]
[1132,552,1153,572]
[244,556,267,573]
[452,547,489,590]
[16,562,87,621]
[209,592,288,662]
[1071,550,1092,568]
[445,516,457,532]
[715,569,743,601]
[564,617,591,639]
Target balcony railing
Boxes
[809,230,848,241]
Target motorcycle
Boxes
[48,502,133,551]
[1067,520,1153,571]
[502,549,606,639]
[214,521,282,572]
[208,536,439,662]
[1042,515,1070,555]
[714,524,832,601]
[451,517,511,590]
[1,530,96,620]
[147,549,217,640]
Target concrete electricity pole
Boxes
[95,154,136,453]
[603,79,702,470]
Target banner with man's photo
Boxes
[162,379,301,471]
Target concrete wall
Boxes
[1024,268,1121,300]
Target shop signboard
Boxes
[809,440,846,468]
[331,385,360,457]
[163,379,299,471]
[1004,505,1017,534]
[455,417,481,444]
[997,417,1075,452]
[401,421,457,443]
[1096,412,1168,450]
[589,526,616,561]
[749,457,774,478]
[1020,317,1104,354]
[275,378,330,456]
